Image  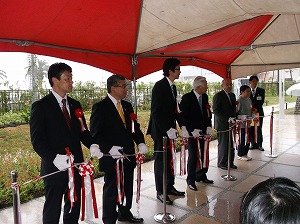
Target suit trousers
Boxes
[237,128,250,157]
[217,131,235,167]
[102,163,134,224]
[154,138,175,194]
[43,171,82,224]
[250,117,264,147]
[187,138,208,184]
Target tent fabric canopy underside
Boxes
[0,0,300,80]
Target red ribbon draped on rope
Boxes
[179,138,187,175]
[78,162,98,221]
[136,153,144,203]
[130,113,137,133]
[195,137,202,170]
[169,139,176,176]
[115,158,125,205]
[203,135,211,168]
[65,147,77,210]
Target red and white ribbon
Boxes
[75,109,86,132]
[65,147,77,210]
[179,138,187,175]
[253,117,259,144]
[203,135,211,168]
[115,158,125,205]
[130,113,137,133]
[195,137,202,170]
[170,139,177,176]
[245,119,250,145]
[136,153,144,203]
[78,162,98,221]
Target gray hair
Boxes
[193,76,206,90]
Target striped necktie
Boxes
[62,99,71,128]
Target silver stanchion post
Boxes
[11,170,22,224]
[221,118,237,181]
[266,107,278,158]
[154,136,176,223]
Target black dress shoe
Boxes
[188,183,198,191]
[230,165,238,169]
[118,215,144,223]
[157,194,173,205]
[168,188,185,196]
[201,179,214,184]
[258,146,264,151]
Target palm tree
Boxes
[26,54,49,102]
[0,69,7,80]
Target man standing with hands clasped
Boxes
[147,58,189,205]
[90,74,147,224]
[30,62,103,224]
[249,75,265,151]
[180,76,214,191]
[213,79,238,170]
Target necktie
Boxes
[252,89,256,96]
[226,92,232,104]
[117,101,126,126]
[62,99,71,128]
[198,95,203,113]
[171,84,176,99]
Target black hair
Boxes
[249,75,259,82]
[239,85,250,94]
[162,58,180,77]
[240,177,300,224]
[107,74,125,93]
[48,62,72,87]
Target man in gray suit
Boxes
[213,79,237,170]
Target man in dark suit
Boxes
[213,79,237,170]
[180,76,213,191]
[30,62,103,224]
[90,75,147,224]
[147,58,189,205]
[249,75,265,151]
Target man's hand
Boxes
[191,129,201,138]
[109,146,123,159]
[90,144,103,159]
[53,154,72,171]
[138,143,148,154]
[206,127,213,136]
[167,128,177,139]
[181,126,189,138]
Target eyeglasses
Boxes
[114,85,127,89]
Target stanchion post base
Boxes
[221,175,237,181]
[154,213,176,223]
[265,153,278,158]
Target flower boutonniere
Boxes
[130,113,137,133]
[206,104,211,117]
[75,109,86,132]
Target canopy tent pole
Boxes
[131,55,138,114]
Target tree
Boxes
[25,54,49,102]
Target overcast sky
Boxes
[0,52,222,89]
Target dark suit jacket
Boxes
[213,90,236,131]
[147,77,184,140]
[90,96,145,172]
[180,91,212,133]
[250,87,265,116]
[30,93,94,177]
